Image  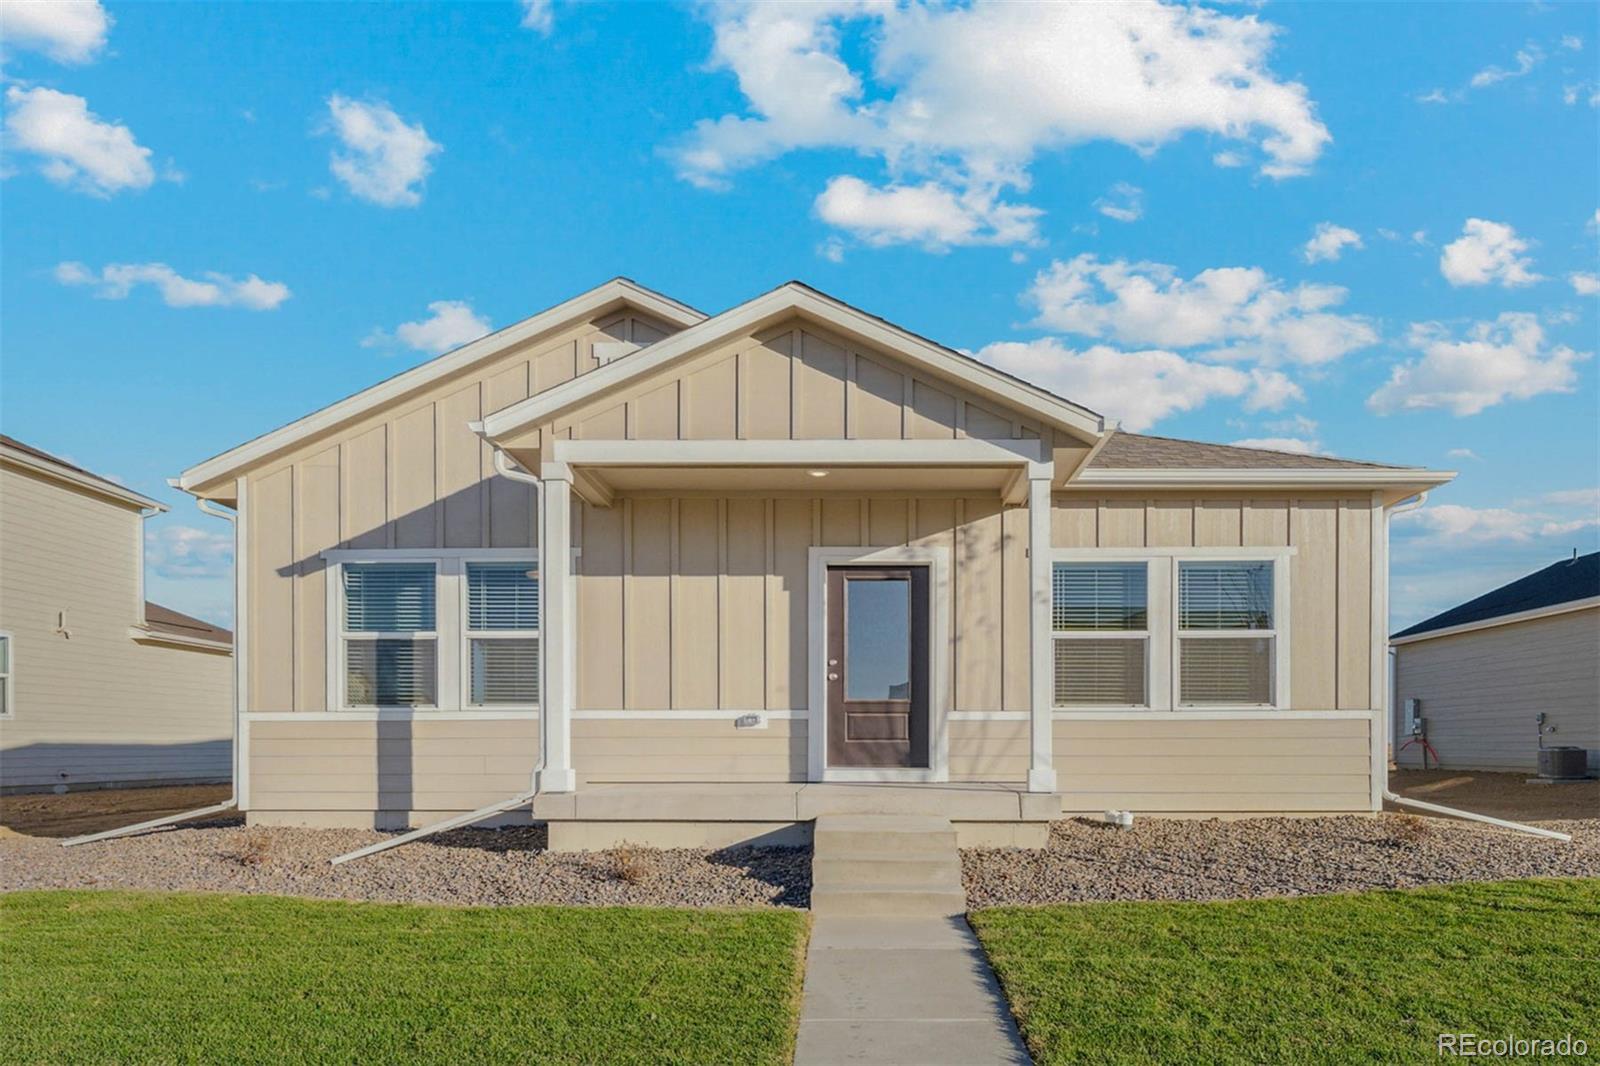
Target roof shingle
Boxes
[1392,552,1600,640]
[1088,431,1407,471]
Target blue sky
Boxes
[2,0,1596,630]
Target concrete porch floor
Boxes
[528,782,1059,850]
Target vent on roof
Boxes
[592,340,641,366]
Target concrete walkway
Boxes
[793,915,1031,1065]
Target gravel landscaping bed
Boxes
[962,814,1600,907]
[0,821,810,908]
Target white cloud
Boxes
[1395,500,1600,545]
[519,0,553,34]
[1095,182,1143,223]
[1445,448,1480,461]
[1439,218,1542,287]
[813,176,1040,249]
[1368,312,1587,416]
[1416,88,1450,105]
[54,261,291,310]
[364,300,491,356]
[1229,436,1322,456]
[323,95,440,208]
[0,0,110,64]
[1561,82,1599,107]
[1561,35,1583,51]
[974,338,1283,432]
[1468,43,1543,89]
[1025,254,1377,366]
[674,1,1329,245]
[1212,150,1246,168]
[1569,272,1600,295]
[1301,222,1362,263]
[3,86,156,196]
[1545,487,1600,509]
[146,525,233,579]
[1592,209,1600,233]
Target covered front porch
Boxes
[513,436,1066,800]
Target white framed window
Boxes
[1051,563,1150,707]
[1176,560,1276,707]
[325,549,539,713]
[0,632,13,718]
[463,562,540,708]
[341,562,438,708]
[1051,549,1290,711]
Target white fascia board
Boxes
[1390,596,1600,646]
[176,279,704,493]
[1071,467,1457,491]
[480,283,1106,442]
[549,437,1046,468]
[1,446,166,511]
[128,626,233,654]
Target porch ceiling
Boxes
[545,438,1049,507]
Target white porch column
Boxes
[538,465,577,792]
[1027,469,1057,793]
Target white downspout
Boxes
[329,447,547,865]
[1376,491,1571,844]
[62,494,241,846]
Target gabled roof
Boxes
[1,434,165,511]
[479,280,1107,443]
[177,277,705,494]
[1089,431,1402,471]
[143,602,233,646]
[1393,552,1600,641]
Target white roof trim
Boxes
[2,442,165,511]
[1071,467,1457,490]
[479,283,1106,441]
[177,278,705,492]
[1390,595,1600,646]
[129,625,233,654]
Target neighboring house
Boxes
[173,279,1452,842]
[1392,552,1599,773]
[0,436,233,793]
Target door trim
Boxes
[807,545,951,783]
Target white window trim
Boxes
[1049,560,1159,710]
[0,631,13,719]
[458,560,542,711]
[322,550,540,714]
[1049,547,1293,713]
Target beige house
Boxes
[1,436,233,793]
[174,279,1452,845]
[1393,552,1598,773]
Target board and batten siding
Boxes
[244,309,674,714]
[573,494,1033,784]
[1394,608,1600,772]
[553,320,1049,444]
[1049,493,1378,813]
[0,465,232,791]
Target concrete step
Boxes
[812,815,958,857]
[810,814,967,918]
[812,854,962,889]
[810,886,969,918]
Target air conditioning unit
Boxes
[1537,746,1589,781]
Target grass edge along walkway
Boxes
[1,890,809,1066]
[970,877,1600,1066]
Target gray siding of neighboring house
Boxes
[1393,607,1600,772]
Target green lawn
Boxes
[1,891,807,1066]
[971,878,1600,1065]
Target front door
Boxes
[825,565,930,768]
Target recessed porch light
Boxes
[807,469,829,478]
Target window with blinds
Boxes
[1052,562,1149,706]
[1178,560,1275,705]
[466,562,539,706]
[342,563,437,708]
[0,633,13,718]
